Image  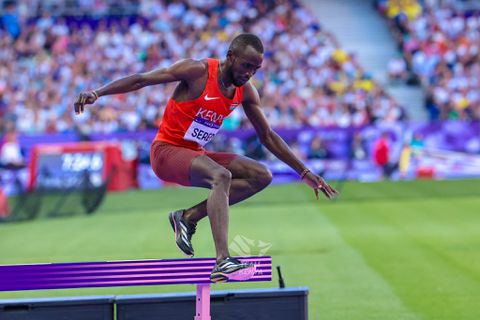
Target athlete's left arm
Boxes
[242,82,338,199]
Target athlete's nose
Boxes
[246,68,257,78]
[244,72,254,80]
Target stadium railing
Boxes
[0,256,272,320]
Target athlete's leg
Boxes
[188,155,233,262]
[183,156,272,224]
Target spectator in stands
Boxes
[0,125,24,169]
[2,0,404,136]
[379,0,480,121]
[410,132,424,149]
[350,132,367,161]
[1,1,21,40]
[388,55,409,83]
[307,135,330,159]
[373,132,392,179]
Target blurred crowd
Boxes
[378,0,480,120]
[0,0,405,137]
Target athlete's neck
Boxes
[218,61,232,89]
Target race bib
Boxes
[184,117,221,146]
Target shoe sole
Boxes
[210,264,256,283]
[169,212,194,258]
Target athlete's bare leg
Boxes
[183,156,272,226]
[188,155,235,262]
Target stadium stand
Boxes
[377,0,480,121]
[0,0,406,139]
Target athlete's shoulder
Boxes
[243,80,256,91]
[174,58,208,80]
[242,80,260,105]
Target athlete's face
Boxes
[228,46,263,87]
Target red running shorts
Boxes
[150,141,239,186]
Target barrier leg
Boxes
[194,283,211,320]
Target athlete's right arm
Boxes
[74,59,205,114]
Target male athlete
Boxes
[74,33,338,282]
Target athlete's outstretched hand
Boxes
[302,171,338,200]
[74,91,98,114]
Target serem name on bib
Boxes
[184,107,224,146]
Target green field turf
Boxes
[1,179,479,319]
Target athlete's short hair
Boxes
[229,33,264,54]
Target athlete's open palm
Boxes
[74,91,98,114]
[302,171,338,200]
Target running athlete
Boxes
[74,33,338,282]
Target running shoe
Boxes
[169,210,196,257]
[210,257,256,283]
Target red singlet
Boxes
[154,58,244,150]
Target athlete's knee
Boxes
[211,167,232,188]
[253,164,272,190]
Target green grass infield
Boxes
[1,179,479,320]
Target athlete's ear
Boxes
[226,49,235,63]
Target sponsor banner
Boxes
[3,122,479,194]
[408,148,480,179]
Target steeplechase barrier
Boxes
[0,256,280,320]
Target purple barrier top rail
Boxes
[0,256,272,292]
